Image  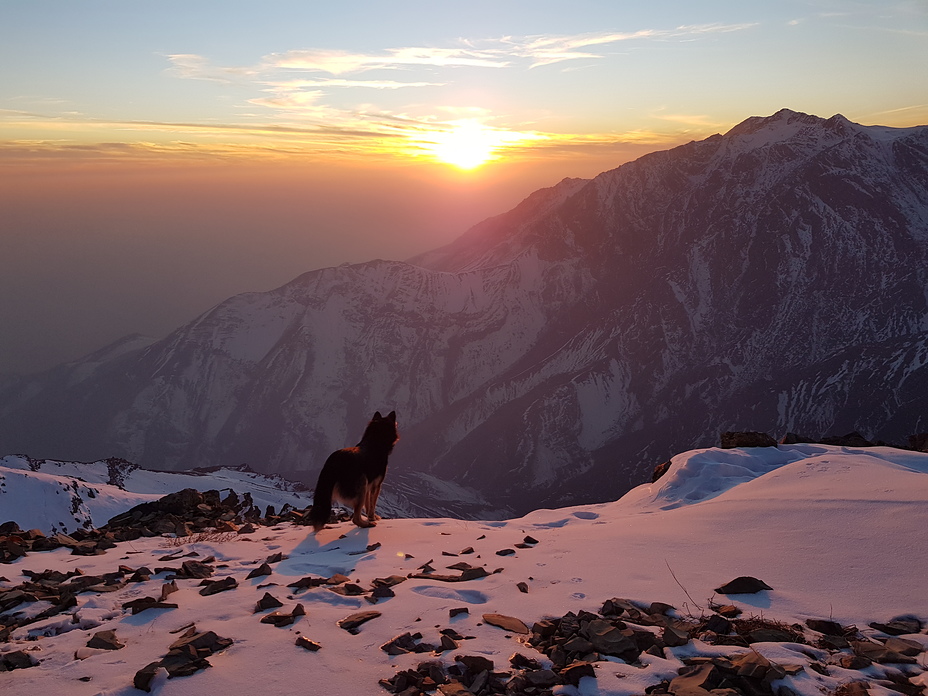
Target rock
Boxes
[496,548,516,556]
[134,661,163,692]
[714,576,773,594]
[199,576,237,596]
[908,433,928,452]
[870,615,923,635]
[779,432,816,444]
[2,650,36,670]
[449,607,469,618]
[820,432,873,447]
[720,431,777,448]
[835,681,871,696]
[517,582,529,593]
[746,628,796,643]
[482,613,530,634]
[438,681,473,696]
[837,655,872,669]
[852,640,917,664]
[562,661,597,686]
[254,592,283,614]
[246,562,272,579]
[337,610,382,633]
[581,618,639,660]
[179,560,213,579]
[295,636,321,651]
[526,669,558,687]
[805,619,844,635]
[884,637,924,656]
[455,654,494,673]
[703,615,731,634]
[87,629,124,650]
[670,663,724,695]
[663,625,691,647]
[122,596,178,614]
[652,460,672,482]
[260,611,296,627]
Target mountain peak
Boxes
[724,108,823,137]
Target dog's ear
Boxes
[385,411,396,423]
[372,411,383,420]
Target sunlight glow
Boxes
[425,120,538,169]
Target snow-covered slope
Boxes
[1,109,927,514]
[0,456,315,534]
[1,445,926,695]
[0,456,508,533]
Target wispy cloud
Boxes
[269,47,509,74]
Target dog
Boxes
[308,411,398,531]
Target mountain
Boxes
[2,444,927,695]
[1,109,927,514]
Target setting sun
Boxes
[424,120,542,169]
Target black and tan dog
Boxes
[308,411,398,531]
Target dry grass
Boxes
[164,530,238,547]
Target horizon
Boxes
[2,1,927,374]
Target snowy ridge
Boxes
[2,445,927,695]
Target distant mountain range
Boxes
[2,108,927,515]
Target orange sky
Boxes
[1,1,926,374]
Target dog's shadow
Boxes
[275,524,373,578]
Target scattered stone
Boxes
[1,650,36,670]
[245,562,272,579]
[496,548,516,556]
[337,610,382,633]
[715,576,773,594]
[254,592,283,614]
[295,636,321,651]
[870,615,923,635]
[198,576,237,596]
[122,596,179,614]
[449,607,469,618]
[806,619,844,635]
[482,613,530,634]
[87,629,124,650]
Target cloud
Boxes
[269,47,509,74]
[165,54,258,84]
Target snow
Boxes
[1,444,927,695]
[0,456,314,534]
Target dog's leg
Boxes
[368,478,384,522]
[351,484,375,528]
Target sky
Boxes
[1,0,927,374]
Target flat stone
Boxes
[199,576,237,596]
[482,613,529,634]
[337,610,382,633]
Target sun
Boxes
[426,120,506,170]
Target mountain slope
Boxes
[1,109,927,513]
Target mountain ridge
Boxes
[2,108,927,514]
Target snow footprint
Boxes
[410,586,489,604]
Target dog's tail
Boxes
[308,463,336,532]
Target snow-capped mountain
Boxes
[1,109,927,514]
